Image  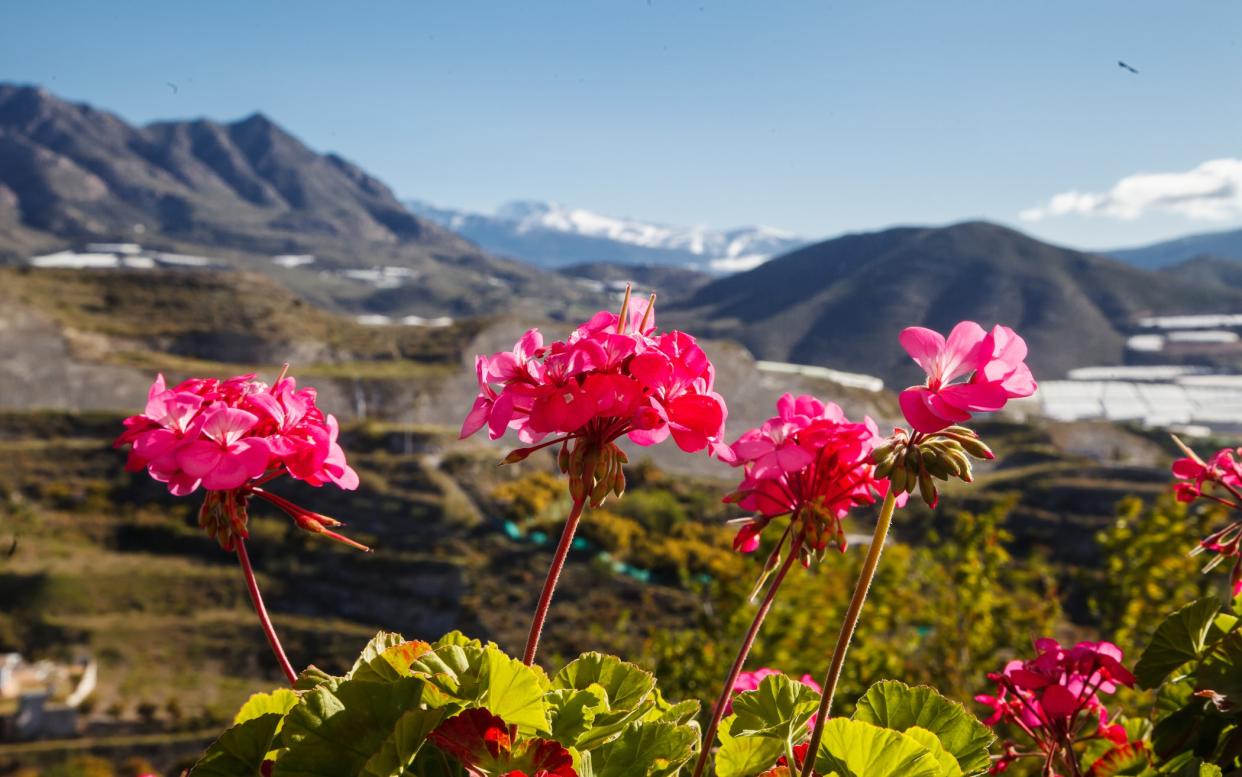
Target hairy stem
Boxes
[523,496,588,666]
[236,538,297,686]
[799,491,898,777]
[690,534,805,777]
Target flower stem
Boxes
[799,490,898,777]
[523,495,588,666]
[236,537,297,686]
[690,534,805,777]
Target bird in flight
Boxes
[1118,61,1139,74]
[166,81,179,94]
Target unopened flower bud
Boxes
[501,447,534,465]
[918,470,938,508]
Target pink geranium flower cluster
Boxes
[725,394,897,558]
[117,373,357,496]
[460,294,727,457]
[1172,445,1242,504]
[899,322,1037,434]
[1170,439,1242,596]
[116,371,362,551]
[976,638,1136,774]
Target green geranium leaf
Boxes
[1154,753,1224,776]
[1135,597,1221,689]
[410,644,551,733]
[647,698,700,726]
[293,665,336,691]
[852,680,994,775]
[190,713,285,777]
[353,640,435,684]
[234,689,299,725]
[1197,633,1242,704]
[348,632,409,678]
[553,652,658,749]
[730,673,820,742]
[813,718,940,777]
[360,707,451,777]
[904,727,963,777]
[274,676,426,776]
[554,653,657,718]
[589,721,698,777]
[435,630,483,650]
[714,716,785,777]
[547,686,607,746]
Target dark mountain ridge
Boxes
[667,221,1242,384]
[0,84,451,252]
[0,83,611,319]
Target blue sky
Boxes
[3,0,1240,249]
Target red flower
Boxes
[428,708,577,777]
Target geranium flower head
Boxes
[1168,435,1242,597]
[460,286,728,508]
[116,368,365,551]
[725,394,898,568]
[899,322,1036,434]
[977,638,1136,773]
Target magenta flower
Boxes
[976,638,1136,775]
[898,322,1036,434]
[177,406,271,491]
[115,368,368,687]
[461,288,729,667]
[1169,437,1242,597]
[725,393,899,560]
[460,291,729,480]
[115,371,363,551]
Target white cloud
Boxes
[1020,158,1242,223]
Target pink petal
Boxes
[939,381,1010,413]
[246,392,284,426]
[899,327,946,376]
[176,441,224,478]
[166,472,201,496]
[488,392,517,440]
[629,351,674,391]
[628,424,670,446]
[775,445,815,473]
[667,394,725,452]
[132,428,182,460]
[201,406,259,446]
[941,321,988,382]
[516,328,543,359]
[460,395,492,439]
[1040,684,1081,719]
[899,388,955,434]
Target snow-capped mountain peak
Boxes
[405,198,805,272]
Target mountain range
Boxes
[406,198,805,272]
[1108,225,1242,269]
[665,221,1242,384]
[3,82,1242,385]
[0,83,609,319]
